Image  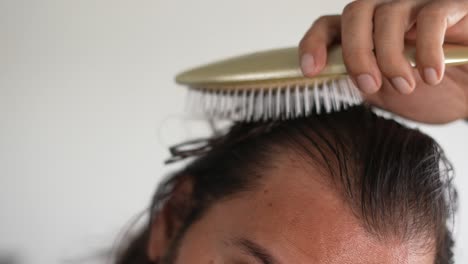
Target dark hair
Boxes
[115,106,457,264]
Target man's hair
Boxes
[115,106,457,264]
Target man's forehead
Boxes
[216,162,432,264]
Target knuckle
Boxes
[303,15,340,49]
[374,4,389,17]
[342,0,368,18]
[312,15,332,28]
[312,15,339,28]
[374,2,407,18]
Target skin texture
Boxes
[148,153,435,264]
[299,0,468,124]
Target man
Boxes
[117,0,468,263]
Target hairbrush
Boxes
[175,44,468,122]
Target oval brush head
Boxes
[176,44,468,122]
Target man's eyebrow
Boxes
[231,238,280,264]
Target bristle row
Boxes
[186,76,363,122]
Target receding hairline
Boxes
[241,112,452,250]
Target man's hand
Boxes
[299,0,468,124]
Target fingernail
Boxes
[424,67,439,85]
[356,74,378,94]
[301,53,315,75]
[391,76,412,94]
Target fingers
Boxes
[300,0,468,96]
[416,2,468,86]
[299,15,341,77]
[340,0,382,94]
[373,2,417,94]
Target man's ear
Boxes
[147,177,195,262]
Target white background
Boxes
[0,1,467,263]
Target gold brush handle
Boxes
[320,43,468,77]
[407,44,468,67]
[176,44,468,87]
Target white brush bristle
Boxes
[186,76,363,122]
